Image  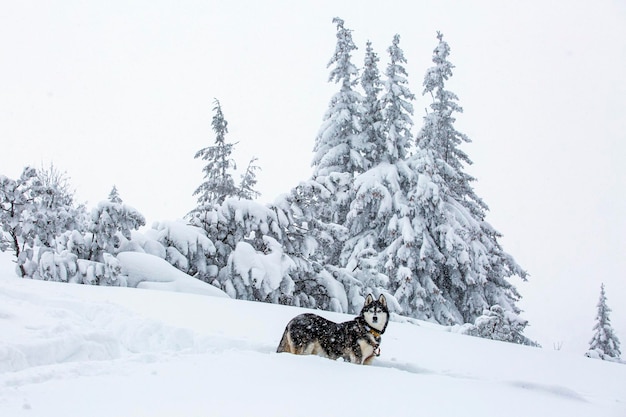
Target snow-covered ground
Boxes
[1,251,624,417]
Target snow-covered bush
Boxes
[36,187,142,287]
[75,254,127,287]
[584,349,624,364]
[1,166,84,277]
[57,188,145,264]
[150,220,217,282]
[189,198,283,272]
[221,236,295,303]
[457,305,537,346]
[84,197,145,261]
[270,187,352,312]
[35,248,78,282]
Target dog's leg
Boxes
[362,354,376,365]
[276,328,292,353]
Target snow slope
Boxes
[0,253,624,417]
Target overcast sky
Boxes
[1,0,624,353]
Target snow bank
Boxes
[116,251,228,298]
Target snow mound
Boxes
[117,251,228,298]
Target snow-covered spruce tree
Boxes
[191,99,239,215]
[418,32,485,218]
[274,17,365,311]
[588,283,621,360]
[359,40,386,170]
[311,17,363,241]
[381,34,415,164]
[339,34,418,315]
[407,32,527,326]
[313,17,363,177]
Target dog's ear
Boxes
[378,294,387,307]
[365,294,374,306]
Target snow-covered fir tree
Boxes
[405,32,527,324]
[359,40,385,170]
[340,34,418,315]
[311,17,363,242]
[381,34,415,163]
[417,32,485,218]
[312,17,364,177]
[588,283,621,360]
[192,99,239,212]
[279,17,375,311]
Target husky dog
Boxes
[276,294,389,365]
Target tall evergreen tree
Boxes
[381,34,415,163]
[340,36,418,314]
[417,31,485,218]
[359,40,385,170]
[309,17,363,267]
[312,17,364,178]
[589,283,621,359]
[407,32,528,324]
[192,99,238,210]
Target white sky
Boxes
[1,0,625,353]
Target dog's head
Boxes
[361,294,389,334]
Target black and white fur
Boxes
[276,294,389,365]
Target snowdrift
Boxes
[117,251,228,298]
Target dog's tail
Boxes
[276,326,292,353]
